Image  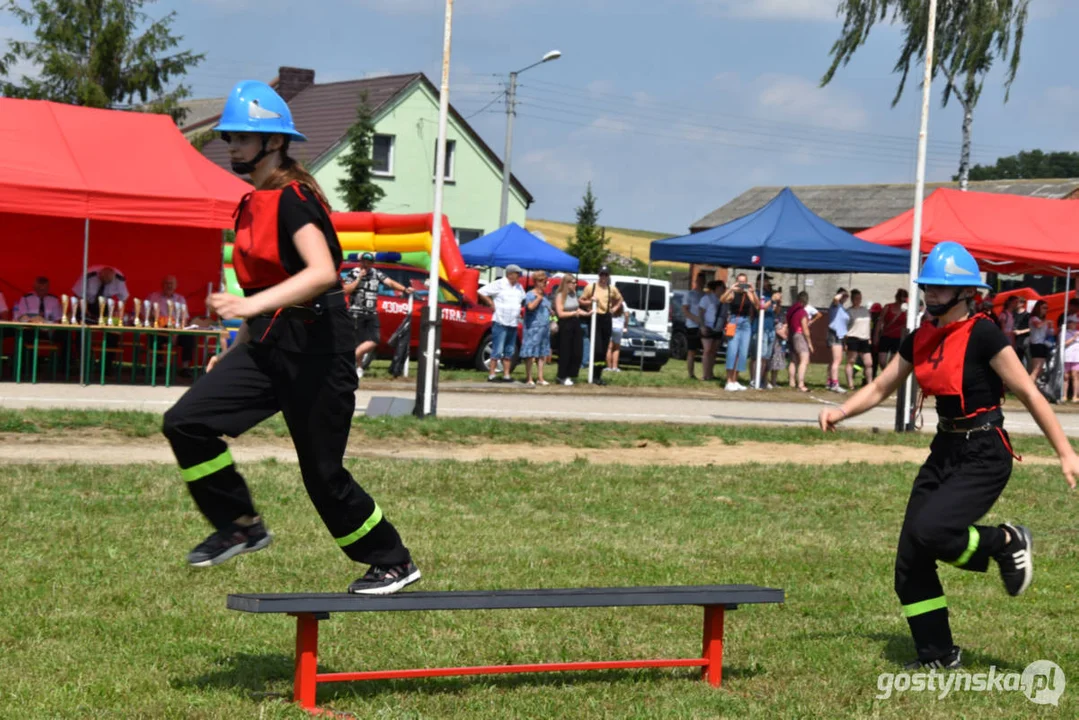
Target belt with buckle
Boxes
[937,407,1004,436]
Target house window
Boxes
[433,139,456,181]
[454,228,483,244]
[372,134,394,175]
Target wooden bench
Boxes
[227,584,784,714]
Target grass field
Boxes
[2,443,1077,717]
[0,407,1067,457]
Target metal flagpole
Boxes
[640,259,652,371]
[899,0,939,432]
[1061,268,1072,403]
[418,0,454,417]
[754,267,766,388]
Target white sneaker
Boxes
[563,378,574,386]
[724,382,742,392]
[735,382,747,390]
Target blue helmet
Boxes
[915,241,989,288]
[213,80,307,141]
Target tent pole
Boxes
[79,218,90,387]
[1062,267,1072,403]
[641,260,653,371]
[900,0,939,433]
[754,267,766,388]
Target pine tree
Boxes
[0,0,204,123]
[336,92,385,212]
[821,0,1030,189]
[566,183,610,274]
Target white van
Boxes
[577,273,671,338]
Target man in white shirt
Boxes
[13,276,62,323]
[72,265,129,323]
[478,264,526,382]
[147,275,196,371]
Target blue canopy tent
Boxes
[648,187,911,383]
[460,222,580,273]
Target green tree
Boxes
[566,182,609,274]
[336,92,385,212]
[821,0,1030,190]
[962,150,1079,182]
[0,0,203,123]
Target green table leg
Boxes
[151,334,158,387]
[165,333,175,387]
[15,327,24,384]
[31,327,40,384]
[131,331,140,384]
[99,331,107,386]
[0,326,5,380]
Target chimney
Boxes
[276,67,315,101]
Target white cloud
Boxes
[586,79,616,97]
[696,0,839,21]
[0,25,38,83]
[755,73,869,131]
[588,116,632,134]
[1044,86,1079,113]
[713,71,741,91]
[519,147,594,186]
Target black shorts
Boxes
[685,327,702,352]
[352,313,380,345]
[1030,343,1050,359]
[845,337,872,354]
[878,336,901,355]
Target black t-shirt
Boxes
[244,184,354,354]
[729,289,754,317]
[899,317,1010,419]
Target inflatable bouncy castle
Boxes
[221,212,479,339]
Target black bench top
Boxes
[227,584,784,614]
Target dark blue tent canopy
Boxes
[650,188,910,273]
[460,222,580,273]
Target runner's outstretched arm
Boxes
[819,354,912,431]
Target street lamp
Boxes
[498,50,561,228]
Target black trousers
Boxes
[896,428,1012,661]
[162,342,411,566]
[592,313,613,364]
[557,317,583,380]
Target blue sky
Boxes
[4,0,1077,233]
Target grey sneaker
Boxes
[187,520,272,568]
[995,523,1033,597]
[348,561,421,595]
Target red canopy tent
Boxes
[856,188,1079,275]
[0,98,251,317]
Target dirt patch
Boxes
[0,435,1057,467]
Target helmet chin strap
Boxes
[231,135,271,176]
[925,292,964,317]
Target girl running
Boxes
[819,241,1077,669]
[162,80,420,596]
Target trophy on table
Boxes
[80,298,87,325]
[180,302,190,328]
[165,299,175,328]
[133,299,141,327]
[151,301,160,328]
[106,298,115,327]
[97,297,107,326]
[117,299,125,327]
[144,300,153,328]
[61,294,70,324]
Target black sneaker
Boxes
[187,520,272,568]
[348,561,421,595]
[994,523,1033,596]
[903,646,962,671]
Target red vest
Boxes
[233,182,322,290]
[913,314,998,417]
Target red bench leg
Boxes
[293,613,320,710]
[701,605,724,687]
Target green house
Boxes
[185,66,534,244]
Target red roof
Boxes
[856,188,1079,275]
[0,99,251,227]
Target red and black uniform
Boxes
[162,182,412,567]
[895,314,1015,662]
